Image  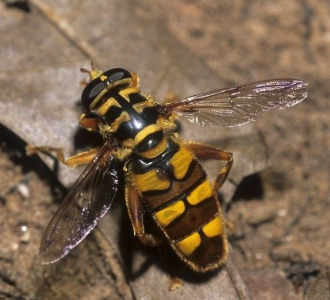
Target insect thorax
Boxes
[94,87,162,143]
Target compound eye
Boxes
[81,77,105,110]
[80,68,132,110]
[102,68,131,86]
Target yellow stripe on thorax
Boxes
[96,97,122,116]
[112,111,131,132]
[132,98,155,114]
[119,87,140,102]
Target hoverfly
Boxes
[35,65,307,272]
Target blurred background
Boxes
[1,1,329,299]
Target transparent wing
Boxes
[40,141,119,264]
[164,79,308,127]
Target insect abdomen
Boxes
[129,137,228,272]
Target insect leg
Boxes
[186,143,233,192]
[26,146,100,168]
[64,148,101,167]
[79,114,100,131]
[126,182,162,247]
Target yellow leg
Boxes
[26,145,100,168]
[79,113,100,131]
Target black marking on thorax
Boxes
[101,91,160,140]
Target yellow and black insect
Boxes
[37,66,307,272]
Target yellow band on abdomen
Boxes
[133,169,170,192]
[176,232,201,257]
[155,200,185,227]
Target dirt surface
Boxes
[1,0,330,299]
